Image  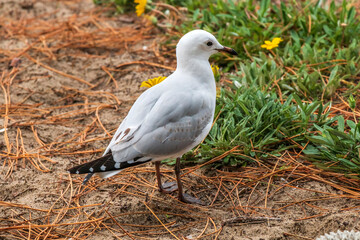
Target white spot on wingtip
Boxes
[115,162,120,169]
[100,165,106,171]
[127,159,134,164]
[76,170,79,174]
[89,167,94,172]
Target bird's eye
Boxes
[207,41,213,46]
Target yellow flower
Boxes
[261,37,283,50]
[134,0,146,16]
[272,37,283,45]
[211,65,219,78]
[140,76,166,88]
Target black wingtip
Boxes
[67,166,80,174]
[67,152,113,175]
[67,152,152,185]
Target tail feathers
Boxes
[82,173,94,185]
[96,170,122,179]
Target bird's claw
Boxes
[159,181,178,193]
[179,193,204,205]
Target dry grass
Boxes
[1,1,360,239]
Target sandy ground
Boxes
[1,1,360,239]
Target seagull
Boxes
[68,29,238,204]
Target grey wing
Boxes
[131,91,215,157]
[104,86,160,155]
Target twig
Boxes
[283,232,313,240]
[116,60,175,71]
[222,216,282,226]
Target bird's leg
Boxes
[155,161,177,193]
[175,157,203,205]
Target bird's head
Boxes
[176,30,238,62]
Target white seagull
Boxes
[68,29,237,204]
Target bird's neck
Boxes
[176,57,213,81]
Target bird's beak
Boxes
[217,46,238,56]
